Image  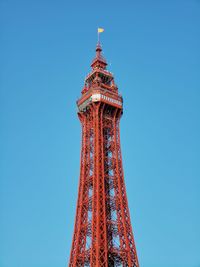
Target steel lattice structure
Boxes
[69,43,140,267]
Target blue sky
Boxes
[0,0,200,266]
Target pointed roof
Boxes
[91,42,107,69]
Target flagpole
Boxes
[97,28,104,44]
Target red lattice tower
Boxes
[69,43,140,267]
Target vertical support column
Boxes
[69,114,87,266]
[99,103,108,267]
[91,105,97,266]
[115,110,140,267]
[113,110,131,265]
[91,103,108,267]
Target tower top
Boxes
[91,42,107,70]
[80,40,119,97]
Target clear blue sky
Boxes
[0,0,200,266]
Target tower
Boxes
[69,42,139,267]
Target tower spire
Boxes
[91,28,107,69]
[91,42,107,69]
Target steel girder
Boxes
[69,103,139,267]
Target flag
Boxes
[98,28,104,33]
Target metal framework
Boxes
[69,43,139,267]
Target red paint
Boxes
[69,43,139,267]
